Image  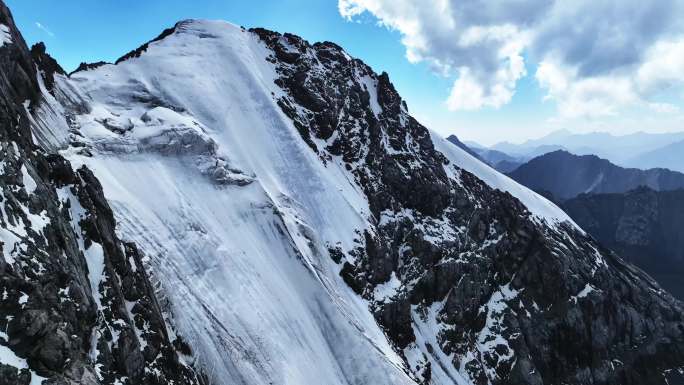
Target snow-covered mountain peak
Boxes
[64,19,574,228]
[11,7,684,384]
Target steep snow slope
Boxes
[28,19,684,385]
[45,20,413,385]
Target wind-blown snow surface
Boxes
[35,20,576,385]
[49,20,412,385]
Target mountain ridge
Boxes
[445,134,486,162]
[507,150,684,304]
[509,150,684,201]
[446,135,524,173]
[487,129,684,171]
[627,139,684,173]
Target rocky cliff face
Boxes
[2,5,684,385]
[563,187,684,300]
[508,150,684,201]
[252,29,684,385]
[0,3,202,385]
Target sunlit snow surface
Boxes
[0,24,11,47]
[34,20,577,385]
[54,21,412,385]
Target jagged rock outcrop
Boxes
[29,42,65,92]
[69,62,109,76]
[445,135,485,163]
[0,3,202,384]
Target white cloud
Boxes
[35,22,54,37]
[339,0,684,118]
[648,103,680,114]
[535,37,684,119]
[636,38,684,94]
[535,59,640,119]
[445,25,527,110]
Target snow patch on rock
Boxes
[20,164,37,194]
[0,24,11,47]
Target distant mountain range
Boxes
[627,139,684,172]
[472,129,684,173]
[13,2,684,380]
[447,135,524,172]
[562,187,684,300]
[508,150,684,201]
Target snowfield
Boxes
[46,20,413,385]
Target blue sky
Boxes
[6,0,683,145]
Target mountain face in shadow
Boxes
[562,187,684,299]
[509,150,684,201]
[627,139,684,173]
[509,151,684,301]
[2,0,684,382]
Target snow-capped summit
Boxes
[2,3,684,385]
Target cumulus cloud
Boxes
[339,0,684,117]
[535,59,640,118]
[637,38,684,94]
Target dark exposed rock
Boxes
[0,364,31,385]
[251,27,452,218]
[511,151,684,300]
[375,295,415,349]
[69,61,109,76]
[30,42,65,92]
[2,3,683,383]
